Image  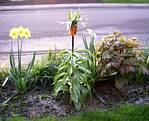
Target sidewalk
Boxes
[0,35,89,65]
[0,0,99,6]
[1,3,149,11]
[1,33,148,65]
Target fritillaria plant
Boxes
[54,11,93,110]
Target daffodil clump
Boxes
[2,26,35,93]
[9,26,31,40]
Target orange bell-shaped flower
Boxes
[69,26,77,36]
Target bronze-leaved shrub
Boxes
[96,32,147,88]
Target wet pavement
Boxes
[0,6,149,64]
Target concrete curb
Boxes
[0,3,149,11]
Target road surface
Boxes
[0,5,149,63]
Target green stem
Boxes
[17,39,21,78]
[72,35,74,53]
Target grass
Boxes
[103,0,149,3]
[6,105,149,121]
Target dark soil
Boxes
[94,80,126,106]
[0,80,149,120]
[0,84,105,119]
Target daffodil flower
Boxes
[24,28,31,39]
[19,26,26,38]
[9,27,19,40]
[9,26,31,40]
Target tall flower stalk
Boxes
[68,10,81,52]
[54,10,94,110]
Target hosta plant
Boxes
[96,32,147,88]
[2,27,35,93]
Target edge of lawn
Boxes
[6,104,149,121]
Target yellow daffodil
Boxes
[19,26,26,38]
[9,26,31,39]
[9,27,19,39]
[24,28,31,39]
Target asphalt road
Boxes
[0,6,149,54]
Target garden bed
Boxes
[0,80,149,119]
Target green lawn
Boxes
[103,0,149,3]
[7,105,149,121]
